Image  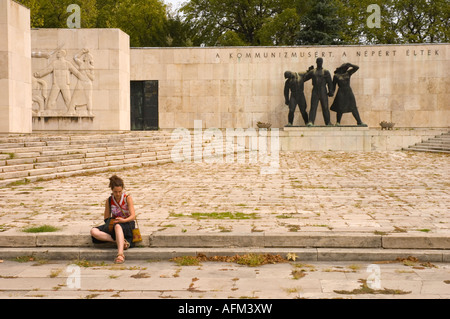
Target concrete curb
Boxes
[1,232,448,249]
[0,247,448,262]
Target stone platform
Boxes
[280,126,449,151]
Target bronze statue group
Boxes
[284,58,367,127]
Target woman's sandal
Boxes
[114,253,125,264]
[124,239,130,250]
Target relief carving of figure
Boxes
[33,48,94,116]
[68,49,95,116]
[32,77,48,116]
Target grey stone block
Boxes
[0,234,36,247]
[382,235,450,249]
[264,233,382,248]
[149,233,265,248]
[36,234,92,247]
[317,248,446,262]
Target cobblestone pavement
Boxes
[0,151,448,236]
[0,259,449,299]
[0,150,449,300]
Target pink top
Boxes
[110,193,130,218]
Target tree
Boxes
[166,11,194,47]
[17,0,98,28]
[336,0,449,44]
[180,0,297,46]
[296,0,344,45]
[393,0,449,43]
[17,0,448,47]
[17,0,169,47]
[257,8,301,45]
[103,0,168,47]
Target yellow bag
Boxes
[132,218,142,243]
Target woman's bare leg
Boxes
[90,228,114,242]
[114,224,125,257]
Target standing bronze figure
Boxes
[303,58,334,126]
[283,67,313,126]
[330,63,367,126]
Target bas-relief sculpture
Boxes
[284,58,366,127]
[32,48,94,117]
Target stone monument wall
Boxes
[31,28,130,131]
[0,0,32,134]
[131,44,449,129]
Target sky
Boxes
[164,0,185,10]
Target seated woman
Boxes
[91,175,136,264]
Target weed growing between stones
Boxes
[22,225,59,233]
[170,253,287,267]
[334,279,411,295]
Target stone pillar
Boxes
[0,0,32,134]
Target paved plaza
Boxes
[0,150,449,299]
[0,259,449,299]
[0,150,448,236]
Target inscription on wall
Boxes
[216,47,441,61]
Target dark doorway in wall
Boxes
[130,80,158,130]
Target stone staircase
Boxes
[403,131,450,154]
[0,131,236,187]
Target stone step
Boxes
[403,130,450,153]
[410,144,450,150]
[405,148,450,154]
[0,139,177,155]
[0,247,448,262]
[0,136,243,187]
[0,132,172,144]
[427,137,450,142]
[1,232,448,250]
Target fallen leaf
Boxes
[286,253,298,261]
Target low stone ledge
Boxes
[0,247,80,260]
[0,234,36,247]
[1,232,448,251]
[0,247,447,262]
[35,234,93,247]
[149,233,265,248]
[317,248,447,262]
[382,234,450,249]
[263,232,382,248]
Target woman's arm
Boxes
[103,198,110,220]
[347,63,359,75]
[115,195,136,223]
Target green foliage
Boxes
[257,8,301,45]
[189,212,260,220]
[296,0,343,45]
[22,225,60,233]
[217,31,248,47]
[180,0,297,46]
[336,0,449,44]
[18,0,98,28]
[15,0,449,46]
